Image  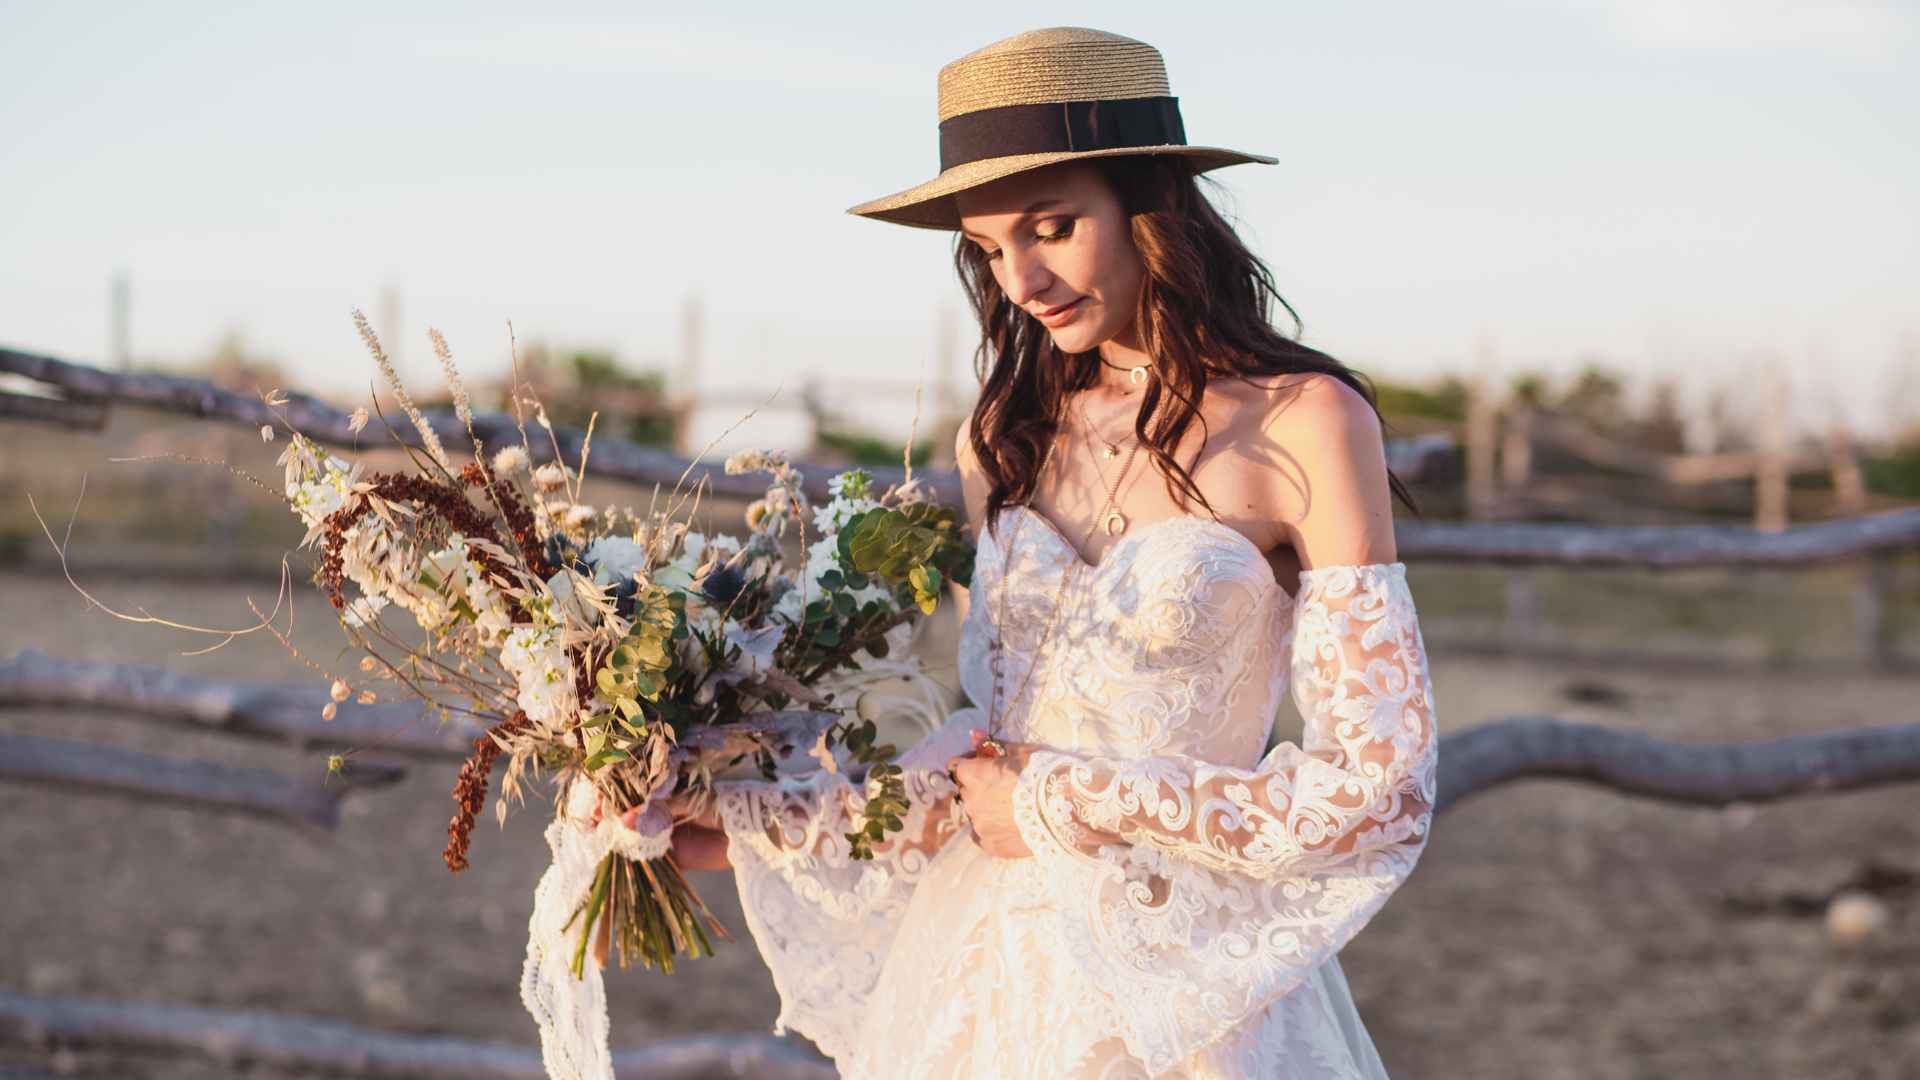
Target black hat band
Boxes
[937,96,1186,172]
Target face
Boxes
[954,161,1145,352]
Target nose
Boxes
[996,246,1053,309]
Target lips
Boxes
[1035,298,1083,320]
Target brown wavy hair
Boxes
[957,155,1418,535]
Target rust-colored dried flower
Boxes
[444,709,532,873]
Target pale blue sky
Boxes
[2,1,1915,443]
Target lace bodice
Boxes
[965,506,1295,763]
[713,505,1438,1078]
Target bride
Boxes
[647,26,1438,1080]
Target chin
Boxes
[1047,319,1107,351]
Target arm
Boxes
[1014,560,1435,878]
[1012,374,1435,879]
[698,417,993,870]
[708,735,970,867]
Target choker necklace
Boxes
[1099,356,1151,388]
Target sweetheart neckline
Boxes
[1000,504,1286,595]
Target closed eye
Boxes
[978,220,1075,261]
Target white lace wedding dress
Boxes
[713,506,1439,1078]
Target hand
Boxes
[946,729,1040,859]
[612,790,728,871]
[657,785,720,831]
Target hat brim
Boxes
[845,144,1278,231]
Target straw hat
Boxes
[847,26,1276,231]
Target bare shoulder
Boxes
[951,414,989,540]
[1265,371,1381,446]
[1248,371,1396,566]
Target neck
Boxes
[1093,339,1152,396]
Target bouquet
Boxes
[165,312,972,1075]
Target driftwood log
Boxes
[1435,717,1920,814]
[0,992,834,1080]
[0,733,402,829]
[0,648,487,758]
[8,649,1920,826]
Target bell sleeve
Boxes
[1006,562,1439,1075]
[711,704,974,1060]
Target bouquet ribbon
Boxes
[520,778,673,1080]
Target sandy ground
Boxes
[2,569,1917,1079]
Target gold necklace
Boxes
[1079,404,1139,537]
[980,433,1143,748]
[1075,394,1136,461]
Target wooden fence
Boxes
[4,344,1920,1074]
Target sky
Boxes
[2,0,1915,446]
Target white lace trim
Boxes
[519,780,672,1080]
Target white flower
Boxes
[419,539,467,590]
[681,530,708,564]
[491,445,529,474]
[341,594,388,628]
[771,579,807,626]
[260,424,275,442]
[544,567,601,628]
[563,504,597,529]
[347,407,369,434]
[500,624,576,726]
[532,463,568,492]
[585,536,648,587]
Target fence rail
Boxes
[0,992,834,1079]
[8,649,1918,827]
[8,346,1920,566]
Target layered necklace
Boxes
[975,396,1143,753]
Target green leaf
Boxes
[582,748,630,770]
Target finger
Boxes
[620,806,642,832]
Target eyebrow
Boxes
[959,199,1068,241]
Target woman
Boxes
[654,26,1438,1079]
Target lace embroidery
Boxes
[707,512,1431,1079]
[1008,561,1437,1073]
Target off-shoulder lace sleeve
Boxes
[1007,562,1438,1074]
[711,705,974,1060]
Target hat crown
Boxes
[936,27,1171,123]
